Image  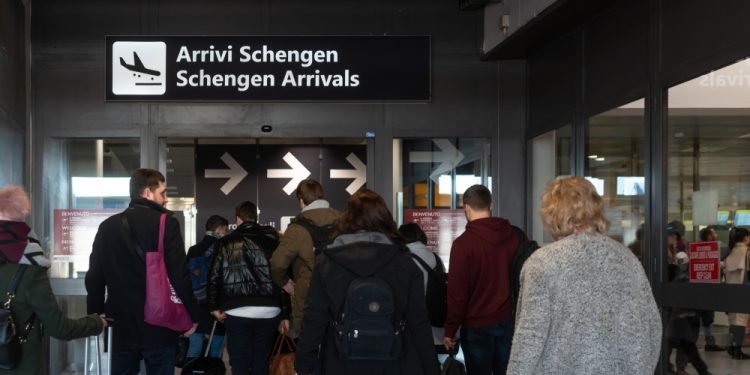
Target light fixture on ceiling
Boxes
[739,132,750,138]
[595,157,605,161]
[588,155,598,159]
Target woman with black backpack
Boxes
[295,189,438,375]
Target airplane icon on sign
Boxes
[120,52,162,85]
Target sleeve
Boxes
[270,224,305,288]
[295,261,331,374]
[506,256,552,375]
[27,267,104,340]
[162,215,199,322]
[405,268,440,374]
[207,242,225,311]
[85,224,106,315]
[444,239,470,339]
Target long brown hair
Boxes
[334,189,402,243]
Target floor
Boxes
[675,348,750,375]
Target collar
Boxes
[302,199,330,213]
[128,198,172,214]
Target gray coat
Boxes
[507,232,661,375]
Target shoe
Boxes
[728,346,750,360]
[705,343,725,351]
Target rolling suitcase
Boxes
[181,321,226,375]
[84,325,113,375]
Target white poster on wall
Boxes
[692,190,719,226]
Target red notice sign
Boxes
[54,209,120,262]
[403,209,466,270]
[688,241,720,283]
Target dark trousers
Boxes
[460,320,513,375]
[224,315,278,375]
[111,346,176,375]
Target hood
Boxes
[301,199,330,212]
[465,217,515,245]
[324,231,403,277]
[0,221,50,268]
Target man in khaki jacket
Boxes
[270,179,339,335]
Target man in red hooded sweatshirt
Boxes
[443,184,519,375]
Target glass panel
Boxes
[42,139,140,279]
[585,101,645,255]
[394,138,490,271]
[161,139,197,249]
[530,125,572,244]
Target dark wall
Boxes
[30,0,502,216]
[0,0,25,186]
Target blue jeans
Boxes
[111,346,176,375]
[460,320,513,375]
[224,315,278,375]
[187,333,225,358]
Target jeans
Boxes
[111,346,176,375]
[460,320,513,375]
[187,333,225,358]
[224,315,278,375]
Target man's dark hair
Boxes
[699,226,716,241]
[235,201,258,223]
[398,223,428,245]
[130,168,165,199]
[463,184,492,211]
[205,215,229,231]
[295,179,324,205]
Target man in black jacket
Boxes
[86,168,199,375]
[208,201,290,375]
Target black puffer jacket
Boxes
[207,222,289,314]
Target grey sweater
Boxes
[507,232,661,375]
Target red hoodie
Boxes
[444,217,519,339]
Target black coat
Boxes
[295,235,439,375]
[86,198,199,351]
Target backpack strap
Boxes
[120,213,145,262]
[410,253,436,273]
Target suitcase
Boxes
[84,325,113,375]
[181,321,226,375]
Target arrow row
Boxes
[409,139,465,182]
[330,153,367,195]
[205,152,248,195]
[267,152,311,195]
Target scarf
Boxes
[0,220,50,268]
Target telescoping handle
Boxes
[85,321,113,375]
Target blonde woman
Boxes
[507,176,661,375]
[723,227,750,359]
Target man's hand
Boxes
[443,337,457,351]
[279,319,291,336]
[183,323,198,337]
[99,314,108,328]
[212,310,227,323]
[282,279,296,295]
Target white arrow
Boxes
[409,139,465,182]
[267,152,311,195]
[205,152,248,195]
[330,153,367,195]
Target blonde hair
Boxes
[0,185,31,222]
[540,176,609,239]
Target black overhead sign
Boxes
[106,36,431,102]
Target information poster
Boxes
[688,241,720,283]
[53,209,120,263]
[404,209,466,270]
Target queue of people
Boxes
[10,171,732,375]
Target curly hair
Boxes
[0,185,31,222]
[540,176,609,240]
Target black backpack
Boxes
[410,253,448,327]
[328,252,405,361]
[509,226,540,318]
[291,217,334,256]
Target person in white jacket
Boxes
[723,227,750,359]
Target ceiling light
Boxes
[740,133,750,138]
[595,157,605,161]
[588,155,598,159]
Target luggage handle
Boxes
[203,320,218,358]
[85,325,113,375]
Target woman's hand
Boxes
[212,309,227,323]
[279,319,291,336]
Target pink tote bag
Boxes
[143,214,193,332]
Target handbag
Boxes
[269,334,296,375]
[125,213,193,332]
[0,266,35,370]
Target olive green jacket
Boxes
[270,204,339,333]
[0,263,103,375]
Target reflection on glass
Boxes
[394,138,491,270]
[585,101,645,251]
[531,125,572,244]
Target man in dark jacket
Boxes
[270,179,339,335]
[443,184,519,375]
[208,201,290,375]
[86,168,199,374]
[185,214,228,359]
